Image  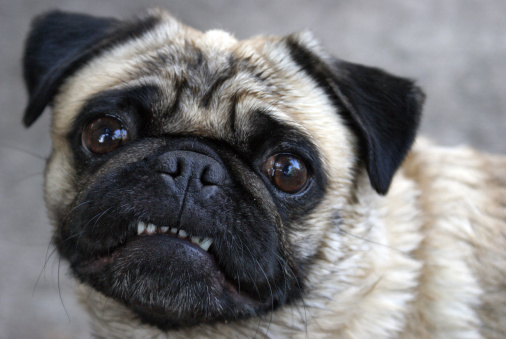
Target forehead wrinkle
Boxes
[121,66,314,151]
[87,27,316,148]
[133,45,234,106]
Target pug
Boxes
[22,9,506,339]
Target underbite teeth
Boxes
[199,238,213,251]
[136,221,213,251]
[147,223,156,234]
[137,221,147,235]
[189,236,213,251]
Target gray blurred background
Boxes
[1,0,505,338]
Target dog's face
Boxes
[23,9,423,330]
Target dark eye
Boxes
[81,116,130,154]
[262,153,310,193]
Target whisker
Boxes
[338,229,405,254]
[274,255,306,332]
[0,144,47,160]
[57,255,70,323]
[241,241,274,339]
[33,243,59,297]
[61,200,93,223]
[13,171,44,183]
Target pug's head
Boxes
[23,9,423,330]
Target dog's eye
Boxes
[82,116,130,154]
[262,154,309,193]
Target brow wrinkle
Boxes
[199,73,232,109]
[169,78,188,117]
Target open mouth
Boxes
[76,220,218,276]
[137,221,213,251]
[71,218,271,329]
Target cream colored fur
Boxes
[43,9,506,339]
[74,141,506,339]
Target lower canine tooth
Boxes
[199,238,213,251]
[137,222,146,235]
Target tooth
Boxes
[161,226,169,233]
[147,223,156,234]
[179,230,187,238]
[199,238,213,251]
[170,228,178,234]
[137,221,146,235]
[191,236,200,244]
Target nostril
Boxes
[200,164,223,186]
[155,150,227,187]
[158,156,182,178]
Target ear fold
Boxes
[22,11,119,127]
[328,60,424,195]
[286,33,425,195]
[22,10,159,127]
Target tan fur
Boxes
[74,142,506,339]
[402,140,506,339]
[42,9,506,338]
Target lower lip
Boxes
[75,234,264,307]
[76,234,215,275]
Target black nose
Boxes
[155,150,227,195]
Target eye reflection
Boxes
[82,116,130,154]
[262,153,309,193]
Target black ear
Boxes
[22,10,160,127]
[286,34,424,195]
[22,11,119,127]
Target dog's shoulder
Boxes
[473,151,506,338]
[404,138,506,228]
[402,139,506,337]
